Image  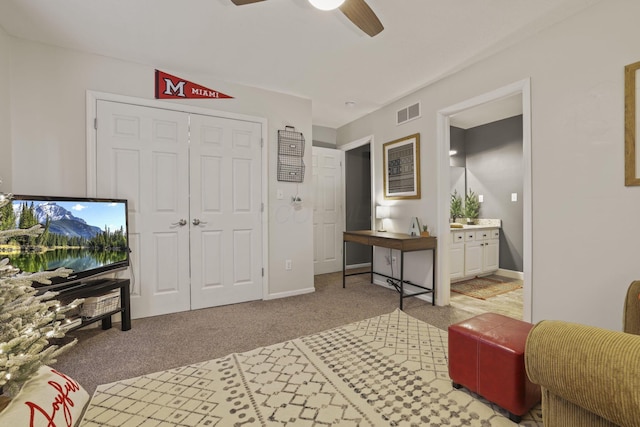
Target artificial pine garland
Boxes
[0,191,82,397]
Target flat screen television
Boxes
[1,195,130,292]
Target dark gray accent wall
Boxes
[464,115,523,272]
[345,144,372,265]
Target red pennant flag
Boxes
[155,70,234,100]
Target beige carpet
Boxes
[80,310,542,426]
[53,269,478,397]
[451,277,523,300]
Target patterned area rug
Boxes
[80,310,542,426]
[451,277,523,300]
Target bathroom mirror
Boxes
[625,61,640,186]
[450,166,466,198]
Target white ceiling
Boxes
[0,0,599,129]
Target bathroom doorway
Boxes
[437,79,532,321]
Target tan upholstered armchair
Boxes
[524,280,640,427]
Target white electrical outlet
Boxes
[478,194,484,203]
[511,193,518,202]
[285,259,292,270]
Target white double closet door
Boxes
[95,100,263,319]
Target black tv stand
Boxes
[57,278,131,332]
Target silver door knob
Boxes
[172,219,187,226]
[192,218,208,226]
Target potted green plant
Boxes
[464,189,480,225]
[450,190,463,222]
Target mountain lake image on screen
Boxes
[0,195,130,291]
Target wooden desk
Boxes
[343,230,437,309]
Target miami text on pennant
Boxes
[155,70,233,100]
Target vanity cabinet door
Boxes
[450,232,465,280]
[481,228,500,273]
[483,238,499,272]
[464,241,483,276]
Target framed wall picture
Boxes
[383,133,421,199]
[625,60,640,186]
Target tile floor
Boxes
[449,275,524,320]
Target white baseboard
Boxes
[264,287,315,300]
[345,262,371,270]
[497,268,524,280]
[452,269,524,283]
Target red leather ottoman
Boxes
[448,313,541,423]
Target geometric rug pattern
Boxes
[80,309,542,426]
[451,277,523,300]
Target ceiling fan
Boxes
[230,0,384,37]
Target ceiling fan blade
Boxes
[230,0,266,5]
[339,0,383,37]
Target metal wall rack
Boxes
[277,126,305,183]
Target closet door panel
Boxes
[189,114,263,309]
[96,100,191,318]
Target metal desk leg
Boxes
[432,247,436,306]
[370,245,374,283]
[343,240,346,288]
[400,250,405,310]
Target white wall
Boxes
[312,125,337,146]
[338,0,640,331]
[0,26,11,191]
[7,37,314,300]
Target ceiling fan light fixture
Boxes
[308,0,345,11]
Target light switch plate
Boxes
[511,193,518,202]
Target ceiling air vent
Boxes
[396,102,421,125]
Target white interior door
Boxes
[96,100,191,318]
[96,100,264,318]
[312,146,344,274]
[189,113,263,309]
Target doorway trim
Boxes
[436,78,532,321]
[85,90,270,300]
